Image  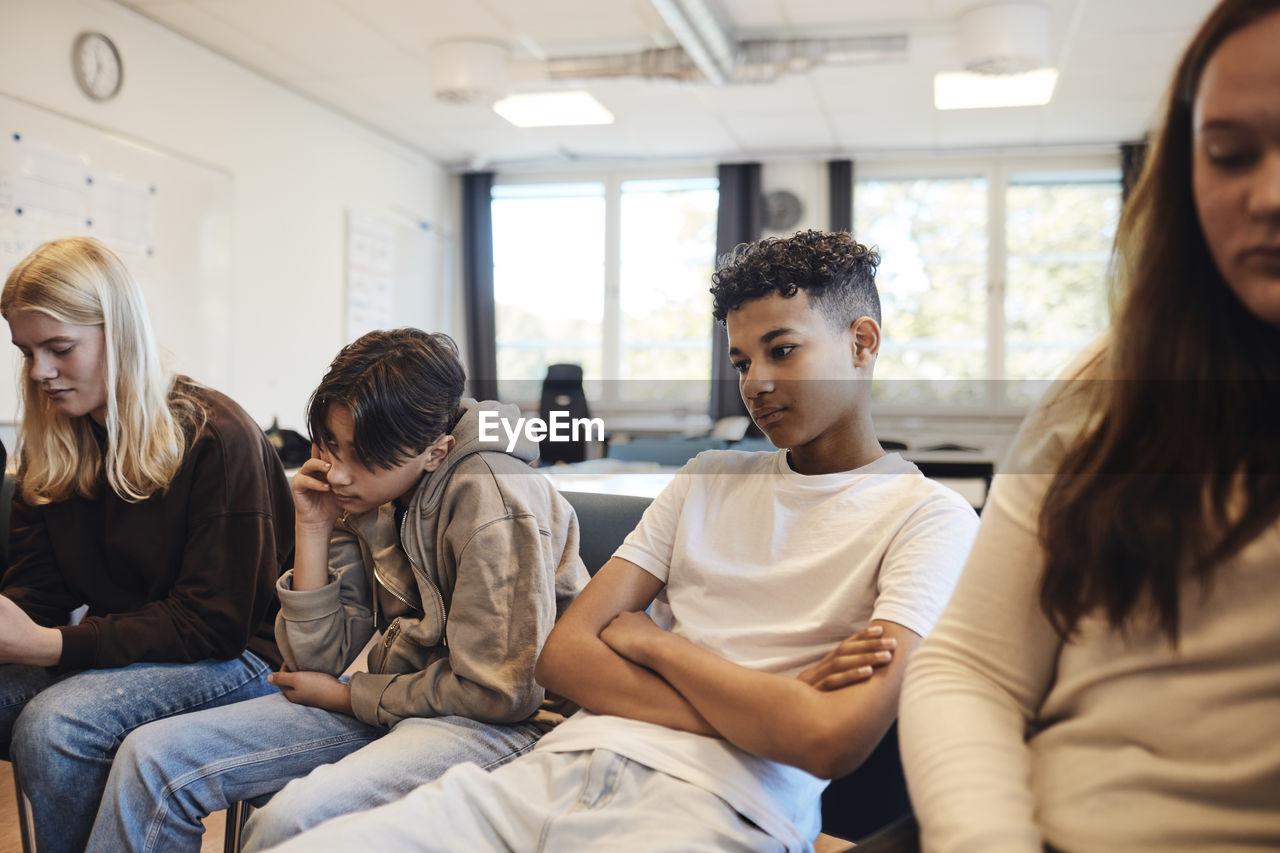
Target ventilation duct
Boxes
[431,13,909,106]
[534,35,909,86]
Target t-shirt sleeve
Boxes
[871,489,980,637]
[611,454,700,583]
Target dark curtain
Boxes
[828,159,853,234]
[709,163,763,422]
[1120,139,1148,204]
[461,171,499,402]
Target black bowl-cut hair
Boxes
[307,328,465,470]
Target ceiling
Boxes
[112,0,1216,171]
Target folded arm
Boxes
[535,557,716,736]
[603,610,919,778]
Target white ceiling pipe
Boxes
[678,0,738,75]
[650,0,728,84]
[958,2,1052,74]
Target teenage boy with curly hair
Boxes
[266,232,980,852]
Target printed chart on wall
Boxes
[346,208,448,344]
[0,93,232,423]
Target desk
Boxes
[541,453,991,510]
[540,459,678,498]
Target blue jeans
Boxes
[90,690,545,853]
[0,653,274,853]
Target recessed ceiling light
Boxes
[493,91,615,127]
[934,68,1058,110]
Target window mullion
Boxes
[987,163,1008,405]
[603,175,622,405]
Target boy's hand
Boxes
[600,610,665,667]
[268,670,354,716]
[292,449,339,529]
[797,625,896,691]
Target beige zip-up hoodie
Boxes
[275,398,589,730]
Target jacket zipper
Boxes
[382,618,401,649]
[400,505,448,646]
[371,563,418,611]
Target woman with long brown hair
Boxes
[0,237,294,853]
[899,0,1280,849]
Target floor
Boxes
[0,761,227,853]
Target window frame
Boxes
[853,150,1122,418]
[492,164,719,418]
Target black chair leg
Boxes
[13,764,35,853]
[223,800,254,853]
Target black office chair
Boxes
[538,364,593,465]
[819,722,912,843]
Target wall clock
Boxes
[72,32,123,102]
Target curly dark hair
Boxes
[307,328,465,471]
[709,230,881,328]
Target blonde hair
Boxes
[1,237,206,504]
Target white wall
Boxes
[0,0,456,429]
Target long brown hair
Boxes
[1038,0,1280,642]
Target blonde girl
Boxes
[0,237,294,853]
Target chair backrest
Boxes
[558,490,652,575]
[539,364,592,465]
[820,721,911,842]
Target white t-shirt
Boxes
[537,448,979,850]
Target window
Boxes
[492,183,605,393]
[492,174,718,408]
[854,156,1121,408]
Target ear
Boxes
[420,434,456,473]
[849,316,881,367]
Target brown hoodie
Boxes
[2,380,293,671]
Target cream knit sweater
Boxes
[900,343,1280,853]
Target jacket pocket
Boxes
[366,615,446,675]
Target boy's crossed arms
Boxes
[538,557,910,780]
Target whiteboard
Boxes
[345,207,448,345]
[0,93,232,423]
